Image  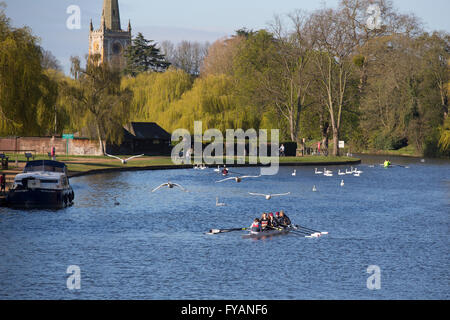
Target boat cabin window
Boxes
[24,164,65,173]
[41,180,59,184]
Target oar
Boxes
[392,164,410,169]
[287,229,321,238]
[274,225,321,237]
[291,229,322,237]
[207,227,248,235]
[295,225,329,235]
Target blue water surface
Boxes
[0,155,448,300]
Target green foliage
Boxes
[122,68,194,124]
[62,55,132,152]
[0,2,448,159]
[0,6,58,136]
[124,33,170,76]
[359,33,449,155]
[438,116,450,154]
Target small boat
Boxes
[7,160,74,209]
[242,228,290,239]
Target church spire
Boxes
[102,0,121,31]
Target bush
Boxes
[370,132,408,151]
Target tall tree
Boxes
[0,3,58,136]
[124,32,170,76]
[161,40,209,76]
[201,36,243,77]
[64,54,132,153]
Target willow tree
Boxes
[0,4,58,136]
[64,54,132,154]
[122,67,193,123]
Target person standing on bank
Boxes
[279,144,285,157]
[0,173,6,194]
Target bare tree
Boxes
[161,40,210,76]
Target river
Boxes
[0,155,448,299]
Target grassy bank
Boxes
[358,145,422,158]
[0,154,360,178]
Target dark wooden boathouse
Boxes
[106,122,172,156]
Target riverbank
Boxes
[0,155,361,184]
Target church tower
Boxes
[89,0,131,70]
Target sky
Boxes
[3,0,450,74]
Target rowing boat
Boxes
[242,228,290,239]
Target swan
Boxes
[248,192,291,200]
[216,197,226,207]
[214,166,221,173]
[354,172,361,177]
[194,164,207,170]
[113,196,120,206]
[312,185,317,192]
[151,182,188,193]
[324,170,333,177]
[292,170,297,176]
[315,168,323,174]
[324,168,333,174]
[216,175,261,183]
[345,168,353,175]
[105,153,144,165]
[340,180,345,187]
[338,170,346,176]
[354,169,363,174]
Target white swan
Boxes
[216,197,226,207]
[312,185,317,192]
[354,172,361,177]
[345,168,353,175]
[248,192,291,200]
[340,180,345,187]
[151,182,188,193]
[216,175,261,183]
[324,170,333,177]
[338,170,346,176]
[292,170,297,176]
[105,153,144,165]
[214,166,221,173]
[315,168,323,174]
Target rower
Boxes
[260,213,269,231]
[268,213,279,229]
[250,218,261,233]
[222,167,229,175]
[384,160,391,168]
[278,210,292,228]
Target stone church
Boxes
[89,0,131,70]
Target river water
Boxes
[0,155,448,300]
